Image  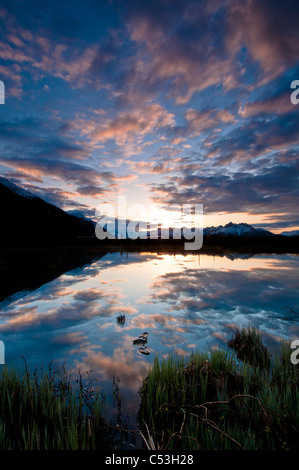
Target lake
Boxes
[0,250,299,443]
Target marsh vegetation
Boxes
[139,327,299,450]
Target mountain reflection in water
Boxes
[0,251,298,416]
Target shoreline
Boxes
[0,327,298,450]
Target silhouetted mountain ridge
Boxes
[0,177,96,245]
[203,222,274,237]
[0,177,298,249]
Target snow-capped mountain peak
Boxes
[280,230,299,237]
[67,210,96,226]
[67,210,89,220]
[0,177,38,200]
[203,222,273,237]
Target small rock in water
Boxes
[139,347,150,355]
[133,338,147,345]
[139,332,149,338]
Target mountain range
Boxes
[280,230,299,237]
[0,176,297,245]
[202,222,274,237]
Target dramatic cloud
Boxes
[227,0,299,84]
[0,0,298,230]
[149,160,299,219]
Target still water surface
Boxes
[0,251,299,423]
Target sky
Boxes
[0,0,299,232]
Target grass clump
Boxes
[139,327,299,450]
[227,325,270,369]
[0,361,110,450]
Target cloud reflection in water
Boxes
[0,252,298,401]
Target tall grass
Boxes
[226,325,271,369]
[0,361,109,450]
[139,327,299,450]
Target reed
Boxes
[226,324,271,369]
[0,361,109,450]
[139,327,299,450]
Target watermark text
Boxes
[290,339,299,365]
[0,340,4,364]
[0,80,4,104]
[95,197,203,250]
[290,80,299,104]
